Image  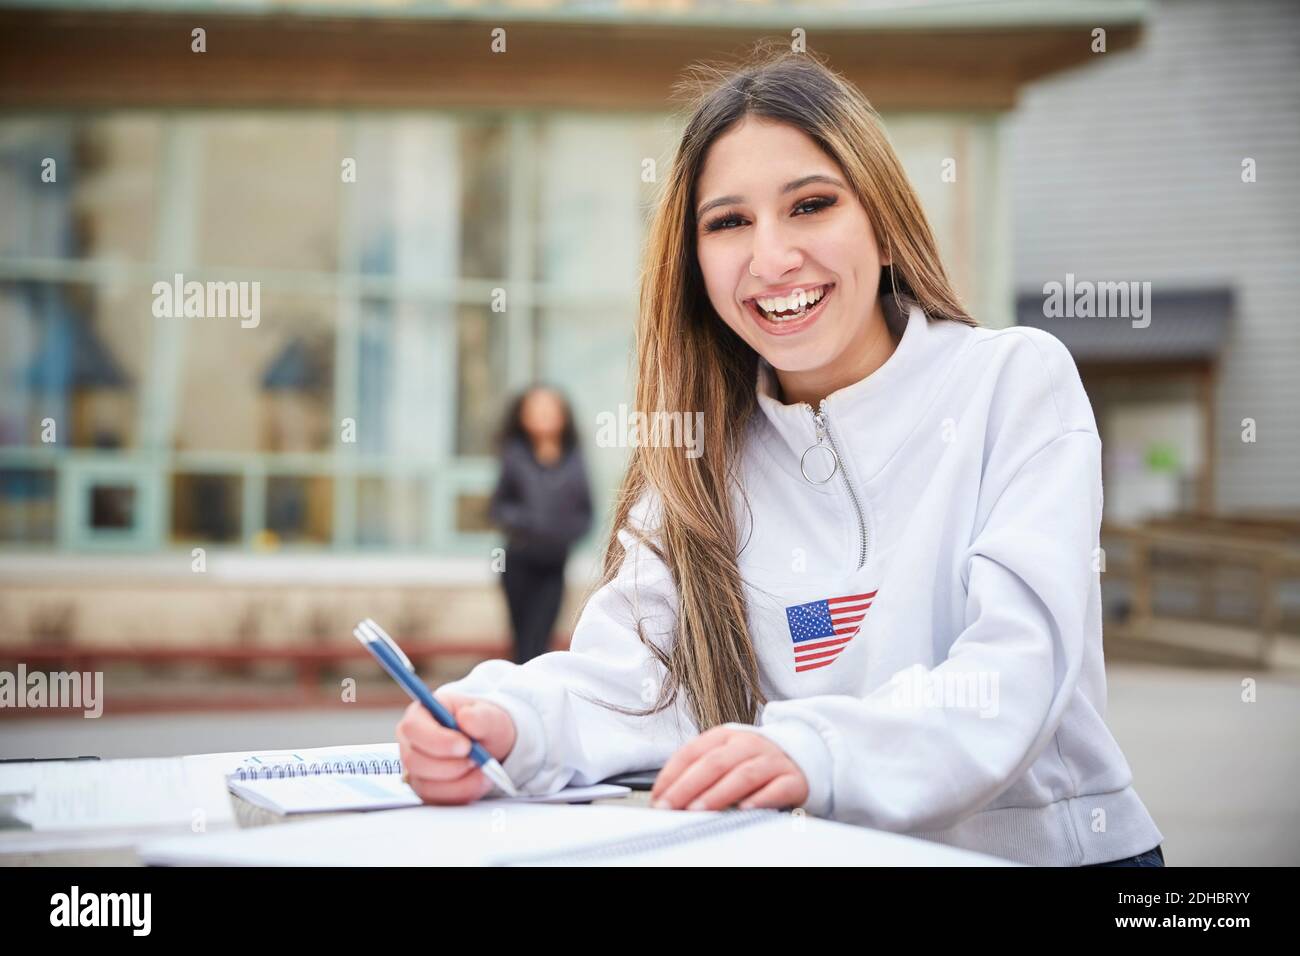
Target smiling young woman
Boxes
[397,45,1164,868]
[691,115,961,407]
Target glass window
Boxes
[356,476,426,548]
[0,110,677,555]
[458,119,511,281]
[264,475,332,545]
[89,482,136,530]
[0,280,149,449]
[538,302,636,511]
[357,298,451,458]
[195,116,342,273]
[173,291,336,453]
[455,491,493,535]
[536,114,671,292]
[354,116,464,280]
[455,304,510,457]
[171,472,243,543]
[0,117,161,263]
[0,468,56,543]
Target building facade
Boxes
[0,0,1145,649]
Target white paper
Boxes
[0,756,235,854]
[228,774,631,815]
[139,803,1019,867]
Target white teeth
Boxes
[755,284,829,320]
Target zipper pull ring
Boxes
[801,410,840,484]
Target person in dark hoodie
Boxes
[489,385,594,664]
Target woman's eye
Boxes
[703,195,836,233]
[795,195,836,215]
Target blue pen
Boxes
[353,617,519,798]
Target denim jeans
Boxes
[1082,844,1165,867]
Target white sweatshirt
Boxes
[440,300,1165,866]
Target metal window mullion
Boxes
[137,115,200,551]
[333,112,362,551]
[242,459,266,547]
[506,113,538,388]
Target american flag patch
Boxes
[785,590,877,673]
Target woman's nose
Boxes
[748,223,803,281]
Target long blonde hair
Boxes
[578,43,977,732]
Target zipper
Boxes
[802,401,870,570]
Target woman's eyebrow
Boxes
[696,173,846,220]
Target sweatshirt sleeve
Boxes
[435,492,697,794]
[734,426,1104,831]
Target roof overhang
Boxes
[1015,287,1233,365]
[0,0,1148,110]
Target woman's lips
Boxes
[745,283,835,337]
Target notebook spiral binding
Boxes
[232,756,402,781]
[490,807,782,866]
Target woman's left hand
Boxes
[650,725,809,811]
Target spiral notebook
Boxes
[139,801,1017,866]
[207,742,406,782]
[189,742,628,815]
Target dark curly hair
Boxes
[494,384,580,456]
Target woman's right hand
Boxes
[396,692,517,805]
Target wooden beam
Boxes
[0,11,1142,112]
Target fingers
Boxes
[399,745,477,782]
[737,774,807,810]
[407,764,495,805]
[393,694,517,805]
[651,725,732,802]
[397,698,473,760]
[424,693,516,760]
[395,697,491,805]
[455,699,505,749]
[677,754,792,811]
[652,728,810,812]
[653,730,770,810]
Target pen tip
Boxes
[483,760,519,798]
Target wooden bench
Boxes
[0,635,572,715]
[1101,521,1300,668]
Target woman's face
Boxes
[694,115,891,396]
[520,389,567,440]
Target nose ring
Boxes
[749,261,758,278]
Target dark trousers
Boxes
[1082,845,1165,867]
[502,549,568,664]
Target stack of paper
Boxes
[0,756,236,854]
[0,741,632,854]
